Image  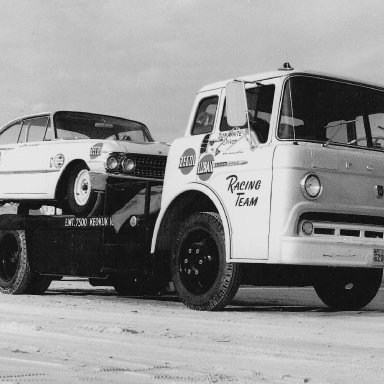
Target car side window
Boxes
[0,122,22,145]
[191,96,218,135]
[26,117,50,143]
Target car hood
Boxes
[111,140,170,156]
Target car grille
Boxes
[110,153,167,180]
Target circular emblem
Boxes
[197,154,214,181]
[90,143,103,159]
[179,148,196,175]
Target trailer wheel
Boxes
[314,267,382,310]
[171,212,241,311]
[0,230,51,295]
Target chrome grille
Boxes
[109,153,167,180]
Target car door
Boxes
[2,116,51,196]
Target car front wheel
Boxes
[64,164,102,216]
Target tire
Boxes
[314,267,383,310]
[0,230,51,294]
[63,164,101,216]
[171,212,241,311]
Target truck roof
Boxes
[198,68,384,93]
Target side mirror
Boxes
[225,80,247,127]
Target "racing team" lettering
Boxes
[226,174,261,207]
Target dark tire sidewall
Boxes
[0,230,32,294]
[314,267,383,310]
[172,212,240,311]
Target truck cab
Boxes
[152,64,384,310]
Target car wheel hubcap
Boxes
[74,169,91,206]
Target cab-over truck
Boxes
[1,64,384,311]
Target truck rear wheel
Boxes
[314,267,382,310]
[0,230,51,294]
[171,212,241,311]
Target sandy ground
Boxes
[0,281,383,384]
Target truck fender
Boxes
[151,182,233,262]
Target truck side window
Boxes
[191,96,218,135]
[220,85,275,144]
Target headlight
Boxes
[122,157,136,172]
[105,155,119,171]
[301,174,322,200]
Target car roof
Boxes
[198,68,384,93]
[1,110,145,130]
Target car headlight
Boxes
[105,155,119,171]
[301,174,322,200]
[122,157,136,172]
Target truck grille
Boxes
[299,220,384,241]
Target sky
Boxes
[0,0,383,142]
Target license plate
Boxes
[373,249,384,266]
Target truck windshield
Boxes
[278,76,384,150]
[53,111,154,142]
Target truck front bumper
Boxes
[281,236,384,268]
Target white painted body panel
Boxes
[153,69,384,269]
[0,132,168,201]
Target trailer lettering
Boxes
[65,218,75,226]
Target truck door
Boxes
[197,83,276,260]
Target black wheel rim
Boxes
[179,229,220,295]
[0,235,19,282]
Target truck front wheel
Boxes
[314,267,382,310]
[0,230,51,294]
[171,212,241,311]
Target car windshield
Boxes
[278,76,384,150]
[53,111,154,142]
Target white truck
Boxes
[1,64,384,311]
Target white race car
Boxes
[0,111,169,216]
